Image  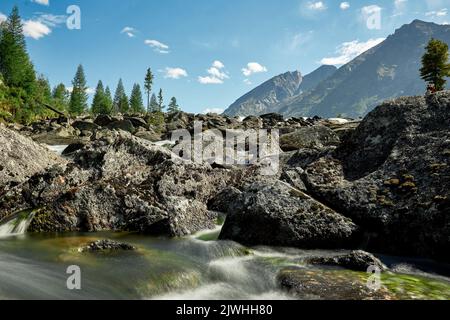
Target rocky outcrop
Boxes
[306,250,387,272]
[302,92,450,261]
[0,124,64,200]
[219,181,358,248]
[1,130,231,236]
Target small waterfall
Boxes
[0,211,36,238]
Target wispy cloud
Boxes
[121,26,137,38]
[425,8,448,18]
[320,38,385,66]
[162,67,188,79]
[144,39,170,54]
[31,0,49,6]
[242,62,268,77]
[37,14,67,27]
[198,61,229,84]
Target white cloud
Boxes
[202,108,224,114]
[320,38,385,66]
[212,60,225,69]
[144,39,170,54]
[426,8,448,17]
[23,20,51,39]
[198,61,229,84]
[32,0,49,6]
[340,2,350,10]
[163,67,188,79]
[307,1,327,11]
[243,79,252,85]
[242,62,268,77]
[0,12,6,24]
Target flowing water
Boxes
[0,216,450,300]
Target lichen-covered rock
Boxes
[277,268,394,300]
[219,180,358,248]
[2,131,230,236]
[302,92,450,261]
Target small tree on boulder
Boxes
[420,38,450,92]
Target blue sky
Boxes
[0,0,449,114]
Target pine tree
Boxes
[52,83,69,111]
[129,83,144,113]
[157,88,164,112]
[104,86,113,113]
[0,6,36,92]
[420,38,450,91]
[113,79,129,114]
[144,68,153,111]
[167,97,181,113]
[36,74,52,103]
[92,80,112,115]
[149,93,159,112]
[69,64,88,115]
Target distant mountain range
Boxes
[224,20,450,118]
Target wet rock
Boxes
[306,250,387,272]
[277,268,394,300]
[78,239,136,252]
[219,180,358,248]
[279,125,340,152]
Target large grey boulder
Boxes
[0,124,63,200]
[302,92,450,261]
[219,180,358,248]
[1,131,229,236]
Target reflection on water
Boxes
[0,230,449,300]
